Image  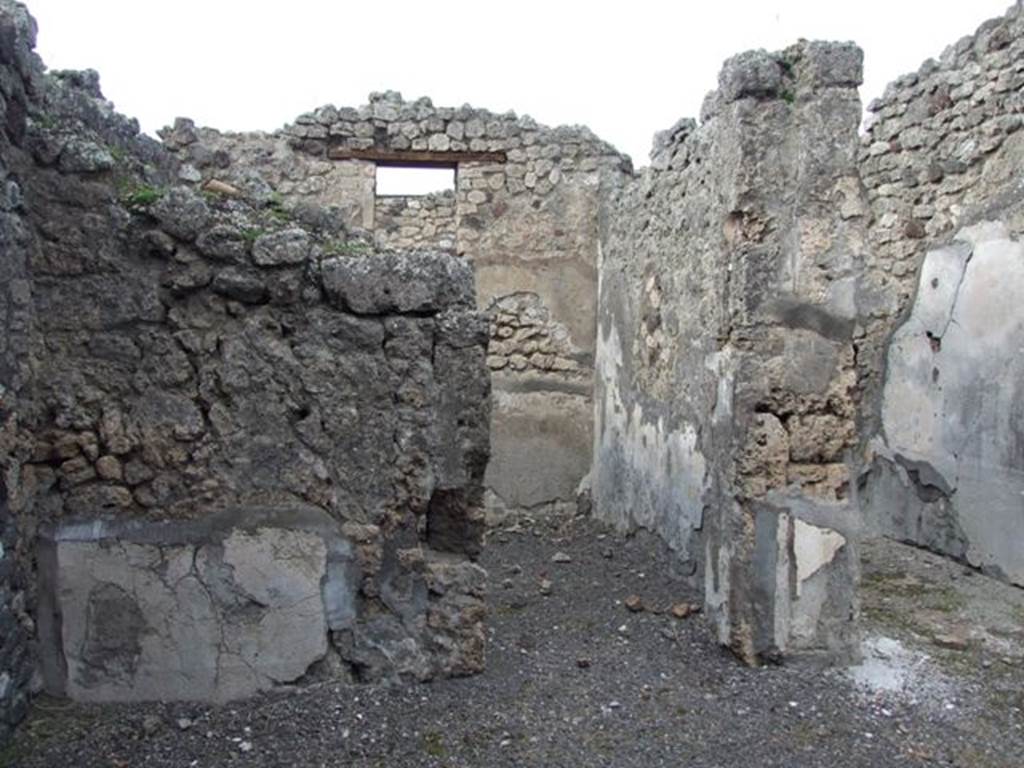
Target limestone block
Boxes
[717,50,784,102]
[196,224,248,263]
[211,268,268,303]
[57,138,115,174]
[798,41,863,88]
[151,188,212,242]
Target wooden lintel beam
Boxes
[327,146,507,166]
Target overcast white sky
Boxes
[23,0,1015,167]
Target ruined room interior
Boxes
[1,0,1023,764]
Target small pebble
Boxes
[671,602,700,619]
[141,715,161,736]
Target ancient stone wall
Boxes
[374,192,456,252]
[2,0,1021,740]
[162,95,632,519]
[24,179,491,697]
[160,119,378,231]
[0,0,493,717]
[0,0,39,739]
[27,211,491,699]
[596,42,869,663]
[857,1,1024,586]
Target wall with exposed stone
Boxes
[28,216,492,700]
[3,0,1023,744]
[857,1,1024,587]
[374,192,456,252]
[0,0,492,724]
[24,184,491,697]
[0,1,39,739]
[160,120,378,231]
[161,96,632,520]
[595,41,870,663]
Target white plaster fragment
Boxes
[55,526,328,703]
[793,519,846,595]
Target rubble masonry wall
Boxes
[0,0,493,715]
[0,0,40,739]
[162,98,632,518]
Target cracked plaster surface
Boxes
[880,223,1024,585]
[56,528,327,703]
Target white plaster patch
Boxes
[954,219,1011,246]
[55,528,328,703]
[705,348,736,425]
[594,323,707,556]
[705,537,732,646]
[793,518,846,596]
[774,512,793,650]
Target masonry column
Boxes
[704,42,869,663]
[595,40,869,664]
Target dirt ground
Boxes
[4,517,1023,767]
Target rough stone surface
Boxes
[0,0,50,742]
[375,192,456,252]
[163,93,632,519]
[0,0,492,727]
[5,0,1024,745]
[321,249,475,314]
[595,40,868,663]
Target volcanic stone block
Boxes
[321,251,475,315]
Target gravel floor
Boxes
[5,518,1023,767]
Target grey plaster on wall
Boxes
[871,223,1024,585]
